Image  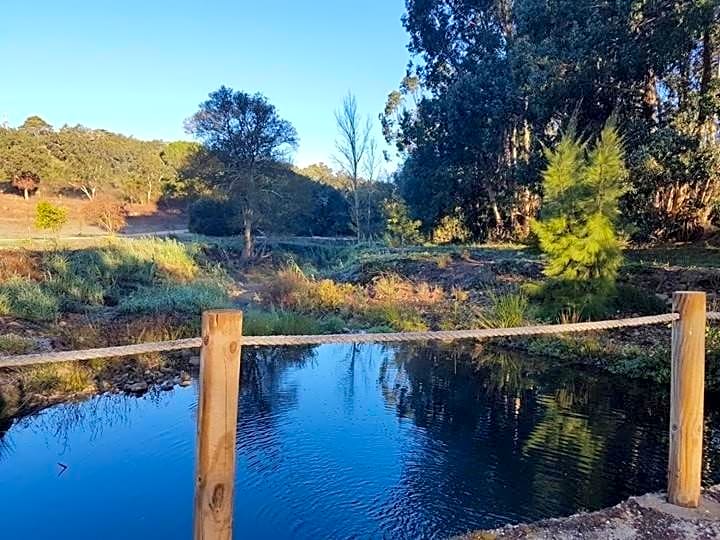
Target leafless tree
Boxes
[335,93,372,242]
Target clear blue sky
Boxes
[0,0,409,167]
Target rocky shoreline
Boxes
[459,486,720,540]
[0,350,201,424]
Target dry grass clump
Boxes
[261,265,452,332]
[0,333,35,355]
[0,250,42,282]
[19,362,94,395]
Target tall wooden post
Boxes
[194,310,243,540]
[668,291,706,508]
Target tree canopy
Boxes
[387,0,720,241]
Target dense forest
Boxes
[384,0,720,242]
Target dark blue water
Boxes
[1,343,719,539]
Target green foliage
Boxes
[189,198,242,237]
[34,201,68,233]
[0,238,204,320]
[0,119,187,204]
[431,214,471,245]
[186,86,299,258]
[0,277,59,321]
[20,363,93,394]
[118,281,232,315]
[244,309,345,336]
[383,198,423,246]
[531,120,628,318]
[390,0,720,241]
[484,292,529,328]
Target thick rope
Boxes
[709,311,720,321]
[0,313,679,368]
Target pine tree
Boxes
[532,119,629,317]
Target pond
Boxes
[1,343,719,539]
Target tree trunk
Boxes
[242,210,254,260]
[643,69,659,125]
[699,21,718,141]
[353,181,361,243]
[23,189,29,200]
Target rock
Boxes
[160,380,174,391]
[125,381,148,393]
[189,355,200,367]
[179,371,192,387]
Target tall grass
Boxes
[0,238,209,320]
[0,277,59,321]
[0,334,35,354]
[119,281,233,315]
[482,292,529,328]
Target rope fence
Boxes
[0,294,717,533]
[2,311,717,369]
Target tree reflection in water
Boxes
[376,342,718,526]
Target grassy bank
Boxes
[1,237,719,417]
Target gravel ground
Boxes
[459,486,720,540]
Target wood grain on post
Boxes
[668,291,706,508]
[194,310,243,540]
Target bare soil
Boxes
[0,193,187,238]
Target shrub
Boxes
[0,251,41,282]
[432,215,471,245]
[35,201,68,233]
[84,197,127,233]
[383,198,423,246]
[364,304,428,332]
[612,284,667,315]
[118,281,232,315]
[0,278,59,321]
[189,198,242,237]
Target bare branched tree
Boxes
[335,93,372,242]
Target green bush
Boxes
[383,198,423,247]
[0,278,59,321]
[34,201,68,233]
[118,281,232,315]
[432,215,471,245]
[189,198,242,237]
[612,284,667,315]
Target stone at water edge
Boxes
[125,381,148,393]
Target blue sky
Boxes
[0,0,410,167]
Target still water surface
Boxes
[1,343,719,539]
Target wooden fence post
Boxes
[668,291,706,508]
[194,310,243,540]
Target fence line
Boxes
[1,296,718,538]
[0,312,692,368]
